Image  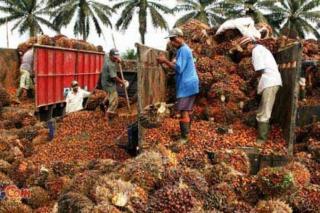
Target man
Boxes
[300,60,318,101]
[240,37,282,144]
[65,80,91,114]
[157,28,200,148]
[16,46,34,102]
[98,48,128,120]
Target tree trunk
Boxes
[140,30,145,44]
[80,0,87,41]
[30,25,35,37]
[139,0,147,44]
[82,20,87,41]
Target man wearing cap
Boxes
[65,80,91,114]
[241,37,282,144]
[98,48,128,120]
[157,28,199,148]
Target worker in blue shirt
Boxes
[157,28,199,150]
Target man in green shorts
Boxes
[99,49,128,120]
[16,46,34,102]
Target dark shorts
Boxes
[176,95,196,111]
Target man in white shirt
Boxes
[240,37,282,144]
[65,80,91,114]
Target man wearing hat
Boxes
[157,28,199,149]
[98,48,128,120]
[240,37,282,144]
[65,80,91,114]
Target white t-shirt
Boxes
[20,48,34,73]
[252,45,282,94]
[65,88,91,114]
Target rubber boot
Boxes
[47,119,56,141]
[27,89,34,98]
[257,122,269,144]
[171,122,190,152]
[99,102,106,113]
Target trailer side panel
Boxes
[34,45,104,108]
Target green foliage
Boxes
[282,173,294,189]
[47,0,114,41]
[113,0,172,44]
[269,0,320,39]
[0,0,57,37]
[121,48,138,60]
[173,0,225,27]
[258,167,295,197]
[221,0,320,39]
[219,0,277,23]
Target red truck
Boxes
[33,45,104,120]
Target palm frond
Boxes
[175,12,197,27]
[173,4,196,13]
[149,6,168,29]
[207,12,225,26]
[49,0,113,40]
[115,2,136,30]
[301,0,320,12]
[36,16,58,31]
[0,14,23,25]
[148,1,172,14]
[299,17,320,39]
[91,6,113,28]
[113,0,134,10]
[91,14,102,36]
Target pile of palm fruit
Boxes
[166,20,316,124]
[17,35,104,55]
[1,19,320,212]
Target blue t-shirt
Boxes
[175,44,199,98]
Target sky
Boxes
[0,1,318,53]
[0,0,179,53]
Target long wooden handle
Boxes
[119,63,131,112]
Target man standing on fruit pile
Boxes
[157,28,199,149]
[97,48,128,121]
[16,45,34,103]
[240,37,282,144]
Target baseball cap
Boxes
[109,48,120,56]
[165,28,184,39]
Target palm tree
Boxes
[113,0,172,44]
[267,0,320,39]
[173,0,225,27]
[220,0,320,39]
[47,0,114,41]
[220,0,279,24]
[0,0,57,37]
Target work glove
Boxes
[123,80,129,89]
